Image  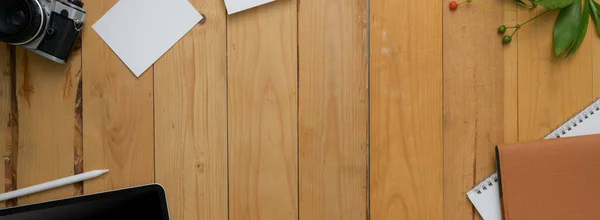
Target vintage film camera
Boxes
[0,0,86,63]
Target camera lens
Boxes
[0,0,45,45]
[8,10,27,27]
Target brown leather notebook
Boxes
[496,134,600,220]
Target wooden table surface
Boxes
[1,0,599,219]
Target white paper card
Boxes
[93,0,203,77]
[224,0,274,14]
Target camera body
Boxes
[3,0,86,63]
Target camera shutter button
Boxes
[70,0,84,7]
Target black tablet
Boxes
[0,184,170,220]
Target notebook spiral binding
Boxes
[472,173,499,195]
[545,100,600,139]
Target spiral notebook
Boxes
[467,98,600,220]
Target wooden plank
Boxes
[298,0,368,219]
[1,158,6,208]
[595,35,600,98]
[73,50,84,196]
[442,1,513,219]
[496,4,519,220]
[517,8,594,142]
[0,44,10,208]
[503,2,519,146]
[154,0,228,219]
[370,0,443,219]
[227,1,298,219]
[14,47,81,205]
[82,0,154,194]
[1,44,10,158]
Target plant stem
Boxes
[520,10,551,27]
[506,9,550,39]
[510,29,518,37]
[470,0,531,12]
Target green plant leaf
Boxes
[554,0,581,55]
[536,0,576,9]
[514,0,535,7]
[514,0,527,5]
[567,0,590,56]
[589,0,600,35]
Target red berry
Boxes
[449,1,459,9]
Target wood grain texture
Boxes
[0,44,10,158]
[496,4,519,220]
[594,35,600,98]
[517,8,594,142]
[154,0,228,219]
[227,1,298,219]
[370,0,443,219]
[442,1,510,219]
[1,158,5,208]
[298,0,368,219]
[503,2,519,145]
[82,0,154,194]
[6,1,600,218]
[0,44,9,208]
[15,48,81,205]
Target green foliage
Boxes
[498,0,600,56]
[553,0,581,55]
[526,0,600,56]
[568,0,590,56]
[536,0,576,10]
[514,0,536,7]
[590,0,600,35]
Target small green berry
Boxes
[503,35,512,44]
[498,25,507,34]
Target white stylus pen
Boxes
[0,169,109,202]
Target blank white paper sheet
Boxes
[225,0,274,14]
[93,0,203,77]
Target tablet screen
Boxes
[0,184,169,220]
